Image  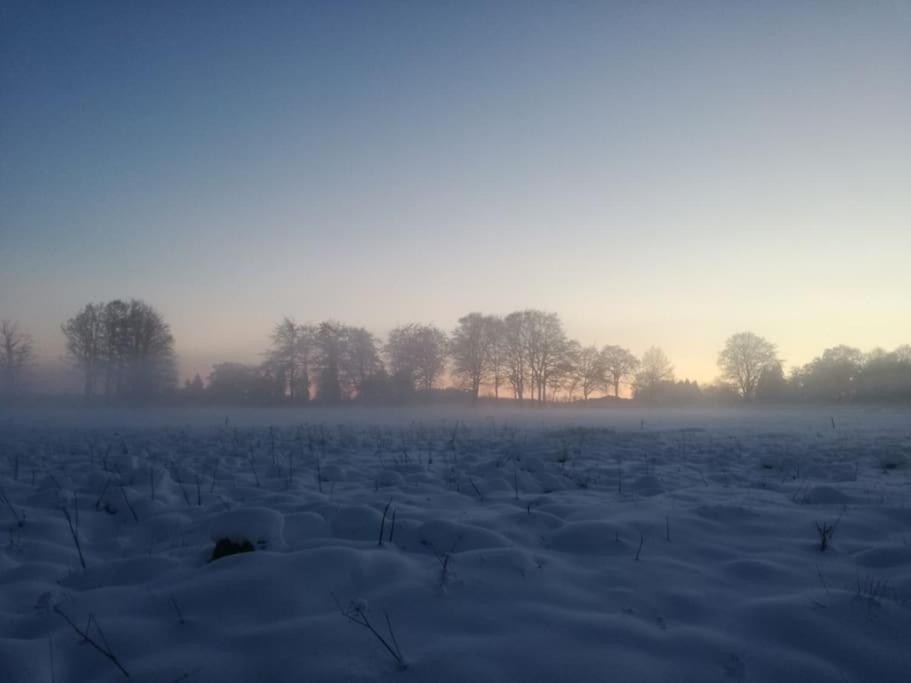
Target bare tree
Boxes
[502,312,529,401]
[117,300,177,399]
[414,324,448,391]
[718,332,779,400]
[450,313,494,400]
[99,299,128,396]
[576,344,606,400]
[548,340,580,401]
[315,321,345,403]
[340,326,384,398]
[266,318,316,402]
[63,300,176,400]
[0,320,34,396]
[523,310,568,403]
[62,303,105,397]
[385,324,448,393]
[601,345,639,398]
[385,324,417,393]
[483,316,508,399]
[633,347,674,396]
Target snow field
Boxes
[0,407,910,682]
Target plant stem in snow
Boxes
[0,485,25,527]
[378,500,392,547]
[333,595,407,671]
[119,485,139,523]
[53,606,130,678]
[61,496,86,569]
[170,595,186,625]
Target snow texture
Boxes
[0,405,909,682]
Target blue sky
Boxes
[2,1,909,383]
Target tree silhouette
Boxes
[0,320,34,396]
[575,344,605,401]
[450,313,495,401]
[522,310,568,403]
[718,332,779,400]
[385,323,448,393]
[755,362,787,401]
[633,347,674,399]
[793,345,864,401]
[266,318,316,403]
[340,326,384,398]
[61,303,105,397]
[62,300,176,400]
[601,345,639,398]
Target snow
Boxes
[0,405,909,682]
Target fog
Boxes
[4,401,909,435]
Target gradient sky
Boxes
[2,1,909,387]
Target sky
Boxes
[2,0,909,388]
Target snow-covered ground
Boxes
[1,405,909,682]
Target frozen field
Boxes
[1,405,910,682]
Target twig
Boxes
[169,595,186,624]
[53,605,130,678]
[332,595,407,670]
[430,535,461,589]
[61,496,86,569]
[468,477,485,502]
[378,500,392,547]
[815,511,842,552]
[0,484,25,527]
[119,485,139,523]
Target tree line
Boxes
[711,332,911,403]
[2,302,910,404]
[198,312,644,405]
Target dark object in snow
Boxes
[815,521,836,552]
[211,537,255,562]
